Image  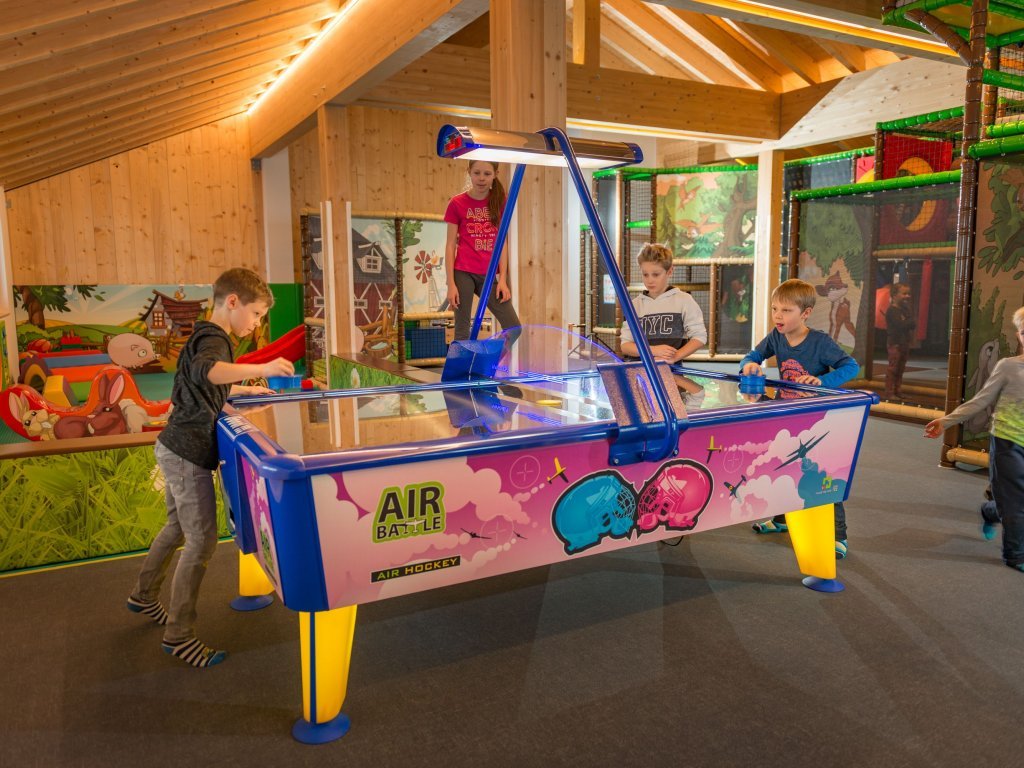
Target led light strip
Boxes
[696,0,954,56]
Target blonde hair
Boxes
[1013,306,1024,334]
[636,243,673,271]
[213,267,274,307]
[772,279,816,312]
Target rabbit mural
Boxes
[1,366,171,441]
[8,391,60,440]
[53,373,129,438]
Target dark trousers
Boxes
[452,269,522,345]
[773,502,846,540]
[885,343,909,399]
[989,436,1024,567]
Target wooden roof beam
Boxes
[571,0,601,68]
[604,0,749,88]
[0,3,329,96]
[651,0,955,62]
[569,64,777,140]
[735,22,821,85]
[598,10,694,79]
[717,57,966,156]
[248,0,489,157]
[0,41,303,127]
[1,71,275,151]
[0,0,334,73]
[360,46,779,139]
[660,7,783,91]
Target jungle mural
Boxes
[655,169,757,259]
[797,199,871,374]
[966,160,1024,444]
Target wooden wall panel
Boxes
[5,113,259,285]
[286,105,489,269]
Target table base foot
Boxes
[230,594,274,611]
[802,576,845,593]
[292,712,351,745]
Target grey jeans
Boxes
[452,269,522,344]
[132,441,219,643]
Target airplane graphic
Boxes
[461,528,491,540]
[547,457,569,484]
[775,432,829,470]
[705,435,723,463]
[513,530,528,540]
[723,475,747,499]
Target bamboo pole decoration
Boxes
[615,170,627,354]
[786,197,801,278]
[905,9,973,64]
[945,0,990,466]
[394,217,405,364]
[590,175,600,340]
[708,264,719,357]
[579,229,587,335]
[982,47,1000,128]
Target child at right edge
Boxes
[740,279,859,559]
[925,307,1024,573]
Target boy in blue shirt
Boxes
[740,279,859,557]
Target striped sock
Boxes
[126,596,169,626]
[161,638,227,668]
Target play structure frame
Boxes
[869,0,1024,467]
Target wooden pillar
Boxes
[944,0,989,465]
[753,149,784,345]
[317,105,356,368]
[0,185,18,387]
[490,0,566,366]
[572,0,600,68]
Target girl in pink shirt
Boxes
[443,160,521,344]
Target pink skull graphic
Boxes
[635,460,713,533]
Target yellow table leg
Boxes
[785,503,844,592]
[293,605,358,744]
[230,551,275,611]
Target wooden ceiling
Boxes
[0,0,913,191]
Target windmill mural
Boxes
[401,220,449,315]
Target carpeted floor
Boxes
[2,417,1020,768]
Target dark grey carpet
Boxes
[2,418,1020,768]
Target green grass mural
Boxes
[0,445,228,573]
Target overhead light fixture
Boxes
[437,125,643,169]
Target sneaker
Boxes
[1009,563,1024,574]
[126,596,168,626]
[982,522,998,541]
[161,638,227,668]
[751,519,788,534]
[835,540,848,559]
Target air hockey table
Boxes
[218,364,875,743]
[216,124,877,743]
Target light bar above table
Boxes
[437,125,642,169]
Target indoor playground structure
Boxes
[860,0,1024,467]
[582,164,758,360]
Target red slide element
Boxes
[236,325,306,365]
